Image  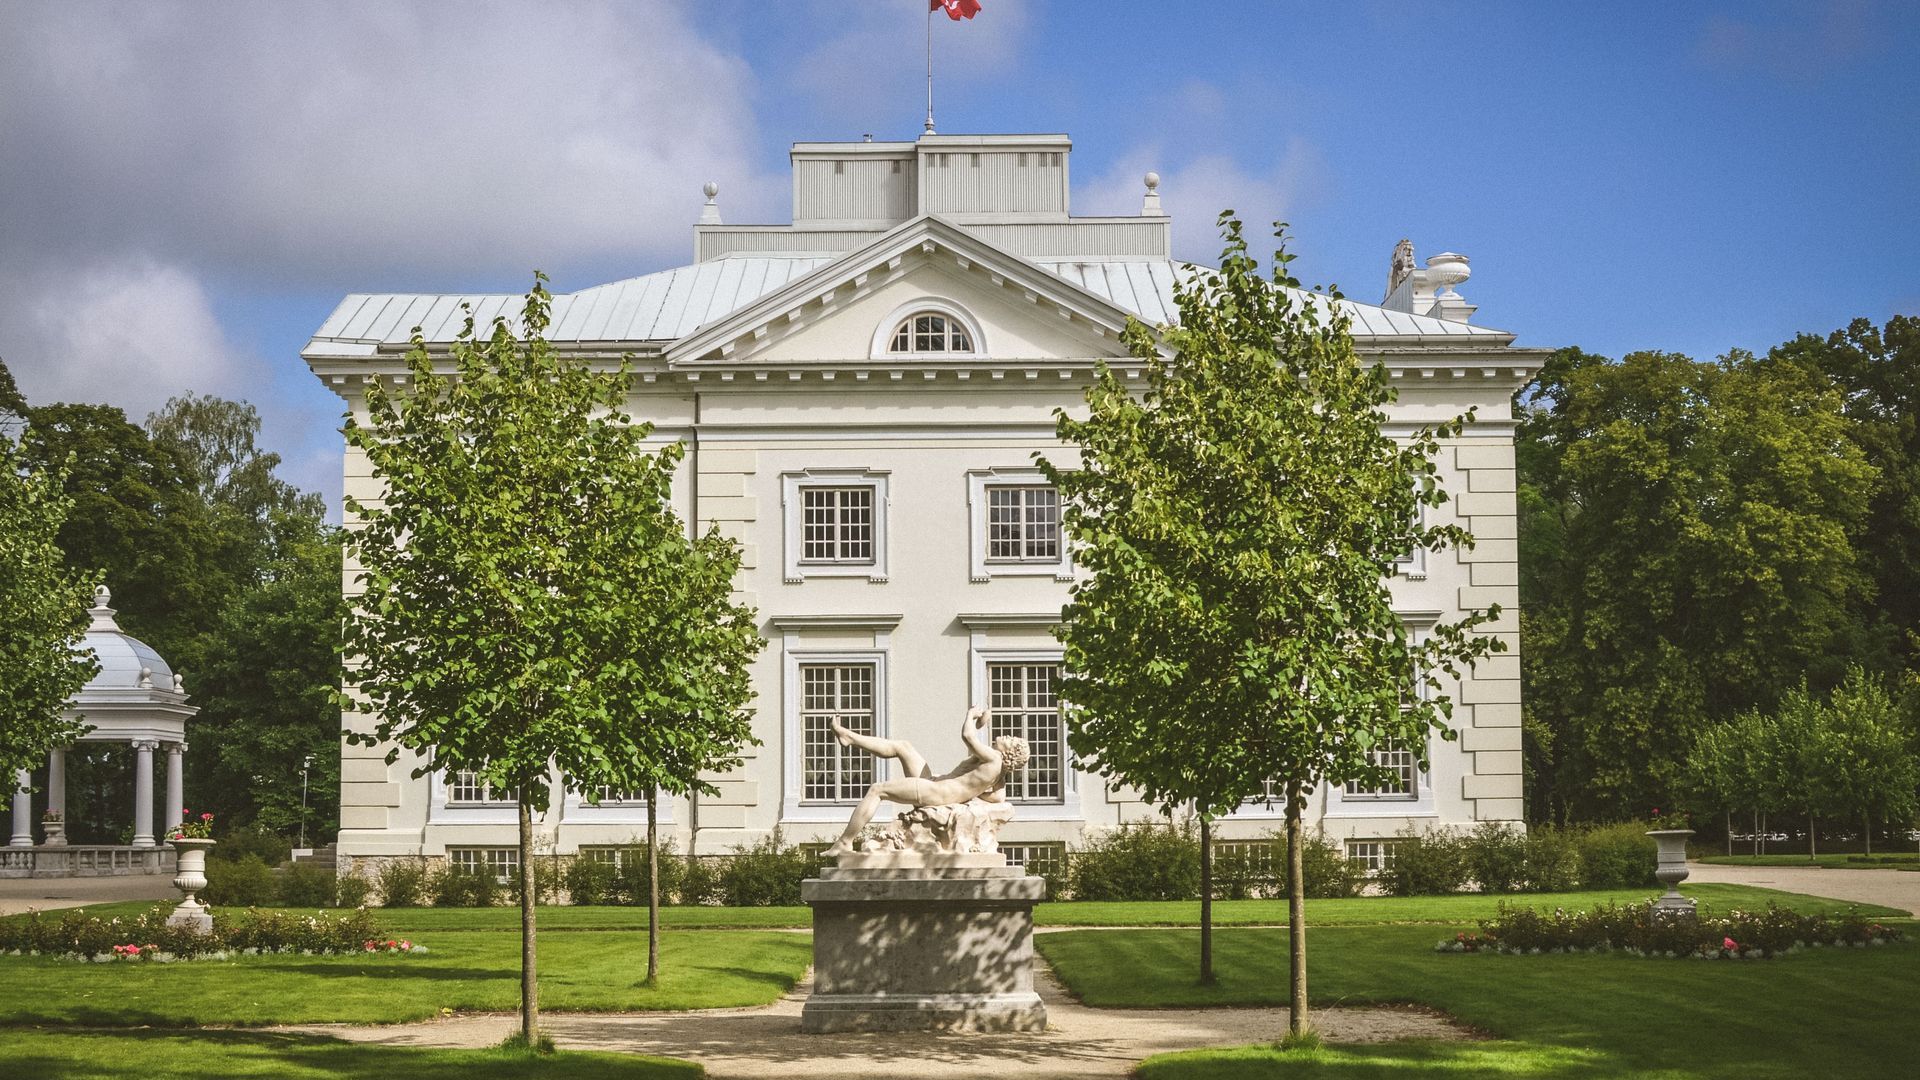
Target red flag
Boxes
[932,0,981,20]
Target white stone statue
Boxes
[823,706,1029,857]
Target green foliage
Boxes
[609,843,684,907]
[1069,822,1202,901]
[218,824,293,866]
[1465,901,1904,957]
[1042,216,1500,823]
[0,427,98,782]
[1518,346,1878,821]
[1463,822,1530,893]
[715,834,819,907]
[429,863,500,908]
[0,904,386,959]
[374,858,429,908]
[1281,832,1366,899]
[1520,827,1584,892]
[203,855,279,907]
[279,861,339,908]
[1571,823,1658,890]
[334,871,374,909]
[1379,827,1469,897]
[678,856,720,906]
[562,858,620,907]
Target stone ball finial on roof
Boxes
[1144,171,1160,192]
[95,584,111,608]
[703,181,720,200]
[78,582,178,694]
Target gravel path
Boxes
[0,874,173,915]
[1686,860,1920,916]
[276,960,1471,1078]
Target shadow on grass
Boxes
[0,1028,700,1079]
[697,964,803,991]
[1136,1039,1619,1079]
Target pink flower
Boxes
[201,812,214,821]
[1723,937,1738,951]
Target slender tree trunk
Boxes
[518,797,538,1045]
[647,785,660,985]
[1198,815,1214,985]
[1753,809,1760,858]
[1809,814,1818,859]
[1725,810,1732,856]
[1760,811,1767,857]
[1286,778,1310,1041]
[1864,815,1872,857]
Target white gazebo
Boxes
[2,586,199,877]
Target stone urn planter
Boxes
[167,837,216,932]
[1646,829,1696,916]
[40,815,66,847]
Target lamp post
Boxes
[299,754,313,850]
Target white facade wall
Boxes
[310,131,1539,872]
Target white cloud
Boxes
[1078,138,1330,264]
[0,257,247,420]
[0,1,773,282]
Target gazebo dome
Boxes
[81,586,177,692]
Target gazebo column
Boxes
[48,748,66,822]
[132,741,157,848]
[166,742,186,833]
[8,770,31,847]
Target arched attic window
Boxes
[870,298,985,359]
[889,311,972,353]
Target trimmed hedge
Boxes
[1381,822,1660,896]
[1446,902,1906,958]
[0,905,392,960]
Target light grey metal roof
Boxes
[308,257,831,349]
[1039,260,1511,339]
[308,252,1506,357]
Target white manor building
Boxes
[304,131,1540,880]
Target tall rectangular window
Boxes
[801,487,875,564]
[986,486,1060,562]
[1343,742,1418,799]
[990,662,1063,802]
[801,664,876,802]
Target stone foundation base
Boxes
[801,990,1047,1033]
[801,866,1047,1034]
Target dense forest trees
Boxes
[1521,316,1920,835]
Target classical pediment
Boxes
[664,215,1159,368]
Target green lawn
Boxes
[1697,853,1920,871]
[1041,923,1920,1079]
[0,930,810,1026]
[0,1029,698,1079]
[20,882,1895,934]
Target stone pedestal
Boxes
[801,864,1047,1033]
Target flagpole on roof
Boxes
[925,2,936,134]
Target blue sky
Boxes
[2,1,1915,509]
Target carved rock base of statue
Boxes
[801,859,1047,1033]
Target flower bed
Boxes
[1436,902,1905,960]
[0,905,424,961]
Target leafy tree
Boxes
[341,278,762,1042]
[1765,317,1920,673]
[1684,708,1785,856]
[1042,217,1500,1037]
[1518,348,1875,820]
[0,431,99,786]
[1811,669,1918,856]
[0,355,26,435]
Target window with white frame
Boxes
[967,469,1072,581]
[1344,741,1419,800]
[1213,839,1283,879]
[1001,842,1066,880]
[1242,777,1285,810]
[990,662,1064,803]
[801,487,874,564]
[588,786,647,806]
[888,311,973,354]
[1346,839,1399,875]
[446,770,516,806]
[449,846,520,884]
[1398,490,1427,578]
[783,470,889,582]
[801,664,877,803]
[987,486,1060,562]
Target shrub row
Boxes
[203,855,373,909]
[0,905,391,960]
[1379,822,1658,897]
[1068,822,1365,901]
[1442,902,1907,959]
[366,835,825,908]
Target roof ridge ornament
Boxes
[88,584,122,633]
[699,181,722,226]
[1142,172,1163,217]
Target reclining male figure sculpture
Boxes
[822,706,1030,857]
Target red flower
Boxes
[1723,936,1739,951]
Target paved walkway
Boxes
[1687,859,1920,916]
[280,963,1470,1079]
[0,873,173,915]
